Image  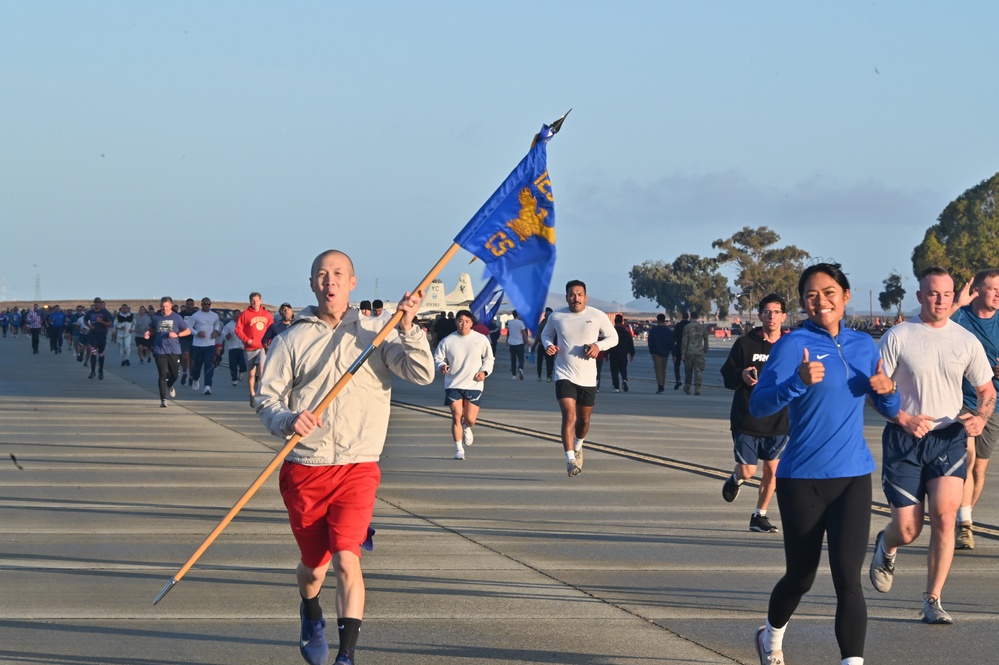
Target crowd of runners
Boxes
[4,260,998,665]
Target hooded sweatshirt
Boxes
[719,327,789,437]
[256,307,434,465]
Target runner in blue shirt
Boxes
[749,263,899,665]
[144,297,191,407]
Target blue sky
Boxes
[3,1,997,316]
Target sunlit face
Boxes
[975,276,999,313]
[200,299,212,312]
[455,313,474,335]
[249,295,262,310]
[162,300,174,315]
[566,286,587,313]
[311,252,357,317]
[917,273,955,325]
[757,302,786,334]
[800,272,850,334]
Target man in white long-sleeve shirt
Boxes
[434,309,495,460]
[541,280,618,477]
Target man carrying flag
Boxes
[256,250,435,665]
[151,114,570,664]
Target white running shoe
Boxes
[454,449,465,460]
[922,594,953,624]
[754,626,783,665]
[870,529,894,593]
[462,427,474,446]
[168,386,176,398]
[192,379,200,391]
[204,386,212,395]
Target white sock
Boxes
[565,450,576,462]
[755,509,766,517]
[454,440,463,450]
[732,473,745,485]
[842,658,864,665]
[957,506,972,523]
[765,619,786,653]
[879,533,897,560]
[574,437,585,451]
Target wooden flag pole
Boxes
[153,242,462,605]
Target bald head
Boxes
[311,250,355,280]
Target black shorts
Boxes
[555,379,596,407]
[179,336,194,353]
[87,332,108,353]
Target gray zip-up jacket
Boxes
[256,306,435,465]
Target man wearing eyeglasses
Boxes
[719,294,790,533]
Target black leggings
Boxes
[769,474,871,659]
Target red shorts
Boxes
[279,461,381,567]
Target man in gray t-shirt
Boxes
[870,267,996,625]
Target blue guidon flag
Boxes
[454,112,568,336]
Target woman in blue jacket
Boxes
[749,263,899,665]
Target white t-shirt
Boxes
[188,310,222,348]
[433,330,495,390]
[222,320,244,351]
[879,318,993,429]
[506,318,528,347]
[540,306,619,387]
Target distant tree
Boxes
[912,172,999,285]
[630,260,680,314]
[630,254,730,317]
[878,271,906,317]
[712,226,810,314]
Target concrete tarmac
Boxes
[1,335,996,664]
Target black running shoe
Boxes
[722,475,741,502]
[749,514,778,533]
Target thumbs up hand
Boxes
[798,347,825,386]
[869,358,896,394]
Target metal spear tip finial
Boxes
[548,108,572,135]
[152,578,178,605]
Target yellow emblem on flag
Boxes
[506,187,556,246]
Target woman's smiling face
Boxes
[800,271,850,335]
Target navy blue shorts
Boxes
[881,422,967,508]
[444,388,482,405]
[733,433,788,466]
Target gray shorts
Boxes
[245,348,266,371]
[958,406,999,460]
